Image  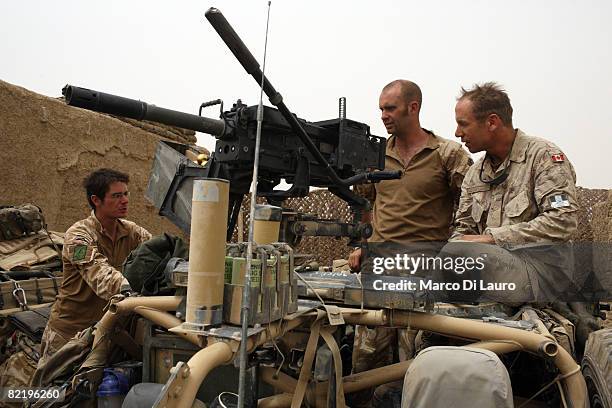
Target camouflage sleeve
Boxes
[442,142,473,208]
[136,225,152,244]
[485,148,578,244]
[62,229,124,301]
[450,173,481,239]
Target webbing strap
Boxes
[320,327,346,408]
[35,278,43,304]
[291,319,322,408]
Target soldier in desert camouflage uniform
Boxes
[449,82,578,302]
[37,168,151,369]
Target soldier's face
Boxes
[95,181,129,219]
[379,85,414,136]
[455,99,492,153]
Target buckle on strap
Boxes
[12,282,28,310]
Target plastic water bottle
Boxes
[97,368,129,408]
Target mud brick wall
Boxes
[0,79,197,237]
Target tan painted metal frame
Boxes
[92,296,588,408]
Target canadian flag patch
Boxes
[551,153,565,163]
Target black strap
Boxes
[51,275,59,295]
[35,278,43,304]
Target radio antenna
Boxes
[238,2,272,407]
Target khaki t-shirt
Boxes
[358,130,472,243]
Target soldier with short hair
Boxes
[450,82,578,302]
[348,80,472,407]
[37,168,151,368]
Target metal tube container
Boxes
[186,178,229,328]
[253,204,282,245]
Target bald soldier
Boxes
[449,82,578,302]
[347,80,471,407]
[349,80,471,268]
[38,168,151,367]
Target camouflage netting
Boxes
[232,190,354,265]
[592,190,612,242]
[235,187,611,266]
[0,79,205,237]
[572,187,610,242]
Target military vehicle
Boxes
[19,6,611,408]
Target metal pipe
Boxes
[522,307,555,341]
[94,296,182,351]
[342,309,557,358]
[464,340,522,354]
[244,313,312,351]
[133,306,201,347]
[109,295,182,315]
[342,309,587,407]
[260,367,297,394]
[341,359,412,394]
[553,347,588,408]
[173,342,234,408]
[258,393,293,408]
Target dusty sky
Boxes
[2,0,610,188]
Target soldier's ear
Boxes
[486,113,501,131]
[91,195,103,208]
[409,101,420,114]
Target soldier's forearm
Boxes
[485,212,577,245]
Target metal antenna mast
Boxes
[238,2,272,407]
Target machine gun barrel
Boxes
[62,85,225,136]
[206,7,353,188]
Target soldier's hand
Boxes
[453,234,495,244]
[348,248,362,272]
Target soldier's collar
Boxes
[387,129,439,160]
[90,211,129,239]
[508,129,529,163]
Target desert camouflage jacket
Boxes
[453,129,578,245]
[48,213,150,338]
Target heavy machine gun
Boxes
[62,7,400,244]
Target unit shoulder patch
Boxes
[72,244,88,261]
[549,194,570,209]
[551,153,565,163]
